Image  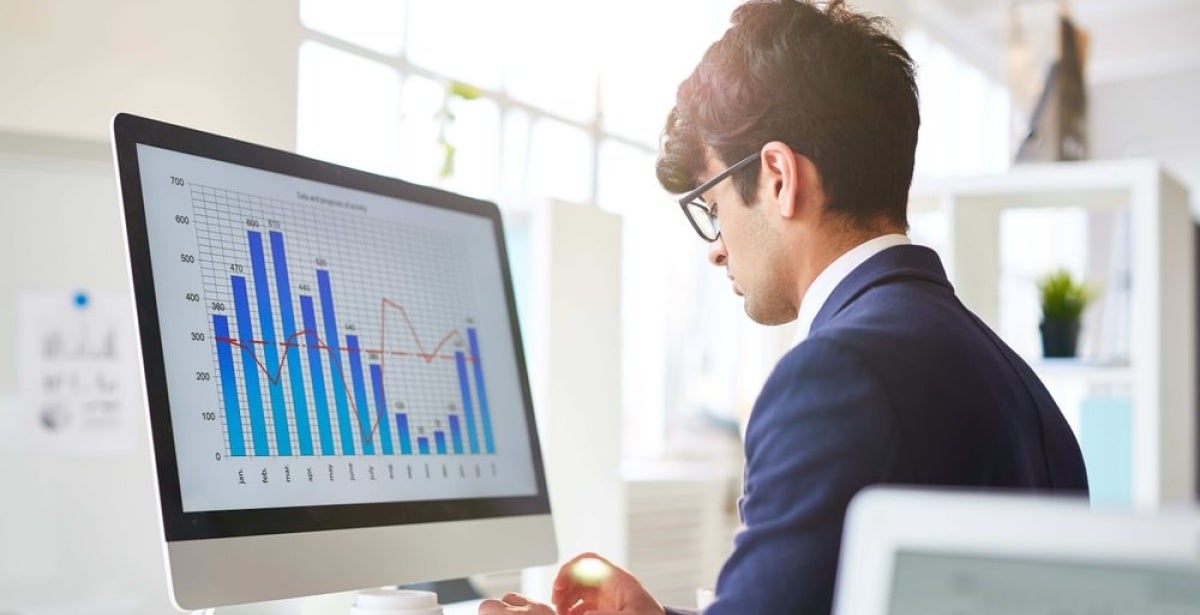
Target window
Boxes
[905,29,1011,181]
[297,0,748,462]
[296,41,401,178]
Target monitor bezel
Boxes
[112,112,552,543]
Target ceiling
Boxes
[902,0,1200,84]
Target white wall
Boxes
[0,0,301,149]
[518,200,626,602]
[0,135,173,614]
[1090,65,1200,215]
[0,3,302,612]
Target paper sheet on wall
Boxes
[16,290,140,456]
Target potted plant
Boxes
[1036,268,1096,358]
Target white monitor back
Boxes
[834,487,1200,615]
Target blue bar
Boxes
[448,415,464,455]
[417,436,431,456]
[345,335,375,455]
[368,364,394,455]
[269,231,313,456]
[318,269,355,455]
[434,431,447,455]
[455,351,480,454]
[248,230,291,456]
[231,275,269,455]
[300,295,335,455]
[467,328,495,454]
[212,314,246,457]
[395,413,413,455]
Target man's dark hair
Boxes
[656,0,919,230]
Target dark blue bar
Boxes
[300,295,335,455]
[368,364,394,454]
[434,431,447,455]
[417,436,431,456]
[448,415,464,455]
[231,275,269,455]
[467,328,495,454]
[455,351,480,454]
[212,314,246,457]
[248,230,291,456]
[318,269,355,455]
[395,413,413,455]
[345,335,375,455]
[269,231,313,456]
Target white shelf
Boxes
[910,158,1196,506]
[1028,358,1134,386]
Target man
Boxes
[482,1,1088,613]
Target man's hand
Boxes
[478,592,555,615]
[477,553,664,615]
[550,553,665,615]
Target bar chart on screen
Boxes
[134,143,540,512]
[190,182,497,464]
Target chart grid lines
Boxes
[191,182,495,459]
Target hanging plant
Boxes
[436,80,484,180]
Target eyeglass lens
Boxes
[685,201,719,239]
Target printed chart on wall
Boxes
[135,145,539,513]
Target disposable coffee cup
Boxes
[350,589,444,615]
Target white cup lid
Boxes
[351,589,442,614]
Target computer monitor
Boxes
[834,487,1200,615]
[111,113,557,610]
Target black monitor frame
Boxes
[113,113,551,542]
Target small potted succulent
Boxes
[1037,268,1096,358]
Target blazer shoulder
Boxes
[749,335,894,439]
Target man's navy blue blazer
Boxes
[668,245,1088,615]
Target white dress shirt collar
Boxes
[792,234,911,344]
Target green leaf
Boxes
[1036,268,1096,322]
[438,140,456,179]
[447,80,482,101]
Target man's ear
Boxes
[760,141,802,218]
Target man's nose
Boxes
[708,236,727,266]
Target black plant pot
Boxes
[1040,318,1081,358]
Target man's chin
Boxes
[743,298,799,327]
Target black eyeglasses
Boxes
[677,150,760,243]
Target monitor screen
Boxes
[889,551,1200,614]
[112,113,556,609]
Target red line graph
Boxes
[216,298,470,447]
